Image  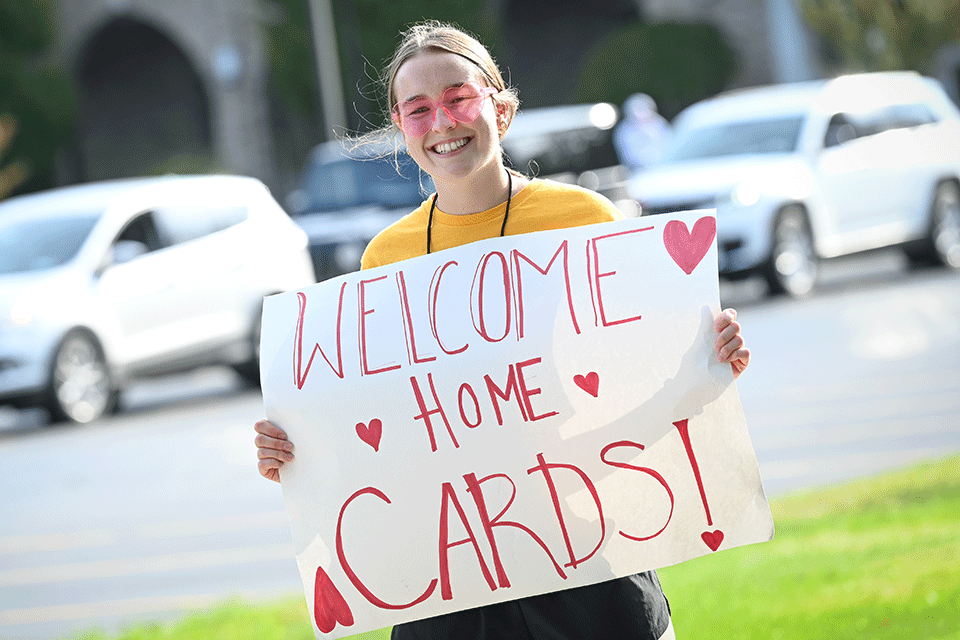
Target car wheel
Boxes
[233,310,262,386]
[905,181,960,269]
[46,330,115,424]
[930,181,960,269]
[764,205,818,298]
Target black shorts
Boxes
[391,571,671,640]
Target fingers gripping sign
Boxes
[256,419,294,483]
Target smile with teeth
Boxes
[432,137,470,154]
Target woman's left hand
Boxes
[714,308,750,379]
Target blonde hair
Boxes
[350,21,519,157]
[384,21,519,128]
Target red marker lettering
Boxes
[463,472,567,585]
[512,241,579,338]
[428,261,468,356]
[515,357,559,422]
[336,487,438,609]
[527,453,605,569]
[589,226,653,327]
[358,276,401,376]
[293,288,345,389]
[484,364,529,426]
[397,270,436,365]
[471,252,511,343]
[438,481,497,600]
[600,440,675,541]
[410,373,458,452]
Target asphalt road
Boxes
[2,250,959,640]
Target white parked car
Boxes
[0,175,316,423]
[628,71,960,296]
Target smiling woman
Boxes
[254,20,752,640]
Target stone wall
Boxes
[48,0,274,186]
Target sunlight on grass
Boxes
[69,456,959,640]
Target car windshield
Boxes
[0,214,99,274]
[663,115,805,162]
[303,154,428,212]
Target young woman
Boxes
[255,21,750,640]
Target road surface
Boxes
[2,251,958,639]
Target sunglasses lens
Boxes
[394,83,494,137]
[443,87,486,123]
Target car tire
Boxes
[45,330,116,424]
[233,310,262,386]
[764,205,818,298]
[904,181,960,269]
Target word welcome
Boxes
[293,227,653,388]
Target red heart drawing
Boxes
[701,529,724,551]
[356,418,382,452]
[663,216,717,275]
[314,565,354,633]
[573,372,600,397]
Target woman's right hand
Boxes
[255,419,295,483]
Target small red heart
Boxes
[356,418,382,452]
[314,565,354,633]
[701,529,724,551]
[663,216,716,275]
[573,372,600,397]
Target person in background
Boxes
[255,21,749,640]
[613,93,672,173]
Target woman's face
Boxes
[392,50,502,186]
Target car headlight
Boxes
[731,182,762,207]
[10,300,34,326]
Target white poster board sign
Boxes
[260,211,774,638]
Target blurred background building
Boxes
[5,0,959,198]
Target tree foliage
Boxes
[576,22,738,120]
[0,0,74,198]
[798,0,960,72]
[0,115,29,199]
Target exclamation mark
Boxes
[674,419,724,551]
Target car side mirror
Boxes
[111,239,149,265]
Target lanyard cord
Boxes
[426,171,512,255]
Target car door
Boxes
[95,210,184,367]
[815,109,900,252]
[876,103,941,233]
[149,200,252,362]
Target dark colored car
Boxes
[284,141,432,281]
[288,102,633,281]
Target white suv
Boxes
[0,175,316,423]
[627,71,960,296]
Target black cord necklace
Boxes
[426,171,512,254]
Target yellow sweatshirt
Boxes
[361,178,623,270]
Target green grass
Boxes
[72,456,960,640]
[659,455,960,639]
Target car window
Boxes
[824,103,937,148]
[503,125,620,177]
[303,154,428,211]
[881,103,938,130]
[152,205,248,245]
[116,211,167,251]
[663,116,804,162]
[0,214,99,274]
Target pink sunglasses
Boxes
[391,81,499,138]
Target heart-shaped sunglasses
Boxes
[391,81,499,138]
